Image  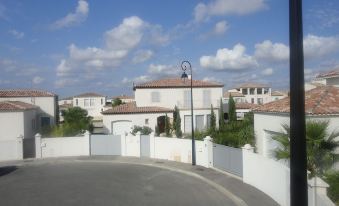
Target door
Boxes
[195,115,204,131]
[184,115,192,133]
[111,121,132,135]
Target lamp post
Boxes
[181,60,196,166]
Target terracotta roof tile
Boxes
[0,101,38,111]
[236,83,270,89]
[316,68,339,78]
[133,78,223,89]
[112,95,134,99]
[254,86,339,115]
[59,103,73,109]
[224,91,244,98]
[73,92,105,98]
[0,89,56,97]
[236,102,259,109]
[102,102,173,114]
[271,91,287,96]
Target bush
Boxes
[131,125,153,135]
[324,171,339,205]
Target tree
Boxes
[218,98,225,128]
[210,105,216,132]
[112,98,123,107]
[228,95,236,122]
[174,107,182,138]
[272,120,339,177]
[165,113,171,137]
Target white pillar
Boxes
[83,131,90,156]
[308,176,330,206]
[35,133,42,158]
[150,132,155,158]
[136,131,141,157]
[203,136,213,168]
[17,135,24,160]
[121,133,126,156]
[242,144,254,153]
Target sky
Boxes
[0,0,339,98]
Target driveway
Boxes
[0,156,278,206]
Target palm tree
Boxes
[272,120,339,177]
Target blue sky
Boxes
[0,0,339,98]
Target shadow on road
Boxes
[0,166,17,177]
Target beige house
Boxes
[72,92,106,120]
[102,78,223,135]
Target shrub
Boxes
[324,171,339,205]
[131,125,153,135]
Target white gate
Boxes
[125,135,140,157]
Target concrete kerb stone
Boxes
[74,158,248,206]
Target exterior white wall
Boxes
[0,96,56,125]
[58,99,72,105]
[0,111,24,141]
[0,139,23,161]
[239,87,272,104]
[134,87,223,109]
[254,113,339,161]
[40,135,90,158]
[73,96,106,118]
[180,108,219,133]
[102,112,173,134]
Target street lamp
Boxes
[181,60,196,166]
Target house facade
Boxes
[313,68,339,87]
[235,83,272,105]
[0,89,57,127]
[110,95,134,103]
[72,92,106,119]
[253,86,339,169]
[102,78,223,135]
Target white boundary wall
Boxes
[0,138,23,161]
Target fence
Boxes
[0,138,23,161]
[213,143,243,177]
[90,134,121,155]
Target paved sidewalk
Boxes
[0,156,278,206]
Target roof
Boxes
[254,86,339,115]
[271,91,287,96]
[112,95,134,99]
[0,101,38,112]
[73,92,105,98]
[59,103,73,109]
[236,102,259,109]
[0,89,56,97]
[316,69,339,79]
[59,96,73,100]
[102,102,173,115]
[224,91,244,98]
[236,83,270,89]
[133,78,223,90]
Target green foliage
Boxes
[112,98,123,107]
[210,104,216,132]
[218,98,225,129]
[131,125,153,135]
[46,107,93,137]
[324,171,339,205]
[173,106,182,138]
[165,113,171,137]
[228,95,236,122]
[272,120,339,177]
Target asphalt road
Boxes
[0,159,237,206]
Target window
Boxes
[145,119,149,125]
[195,115,204,131]
[206,114,211,128]
[242,88,248,95]
[264,88,269,94]
[41,117,50,127]
[183,90,191,108]
[84,99,90,107]
[251,98,255,104]
[101,98,103,105]
[151,91,160,102]
[258,98,263,105]
[184,115,192,133]
[250,88,255,95]
[32,119,36,129]
[75,99,78,106]
[90,99,95,106]
[203,90,211,108]
[257,88,262,94]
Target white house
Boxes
[0,89,57,127]
[234,83,272,105]
[223,90,246,103]
[313,68,339,87]
[271,91,288,101]
[58,96,73,105]
[72,92,106,120]
[110,95,134,103]
[253,86,339,166]
[0,101,39,160]
[102,78,223,135]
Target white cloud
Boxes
[132,50,154,64]
[122,75,151,84]
[261,68,273,76]
[200,44,258,71]
[8,30,24,39]
[303,34,339,58]
[32,76,44,84]
[194,0,267,22]
[56,59,72,77]
[51,0,89,29]
[0,3,7,20]
[202,76,221,83]
[214,20,229,35]
[254,40,289,62]
[148,64,178,75]
[55,78,79,88]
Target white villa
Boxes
[102,78,223,135]
[0,89,58,127]
[313,68,339,87]
[234,83,272,105]
[72,92,107,120]
[253,86,339,165]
